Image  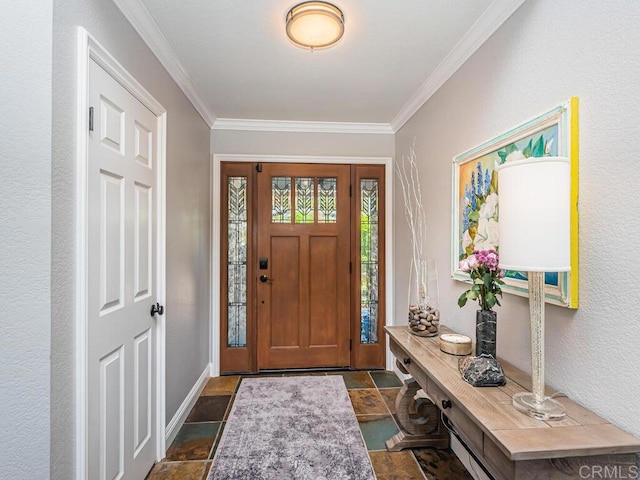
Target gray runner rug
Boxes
[207,375,376,480]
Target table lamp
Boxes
[497,156,571,420]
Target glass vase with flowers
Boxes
[457,249,505,358]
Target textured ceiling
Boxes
[140,0,497,124]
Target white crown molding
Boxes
[212,118,394,135]
[115,0,525,133]
[113,0,217,127]
[390,0,528,132]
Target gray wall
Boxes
[52,1,211,478]
[395,0,640,437]
[211,129,395,157]
[0,1,53,478]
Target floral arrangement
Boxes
[457,249,505,311]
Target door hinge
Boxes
[349,261,352,274]
[349,184,352,197]
[88,106,94,132]
[256,162,262,173]
[350,339,353,351]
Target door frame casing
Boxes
[75,27,168,479]
[211,154,394,376]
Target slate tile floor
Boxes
[146,370,472,480]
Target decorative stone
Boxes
[458,354,506,387]
[407,304,440,337]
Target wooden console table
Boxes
[385,325,640,480]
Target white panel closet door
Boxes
[87,59,158,480]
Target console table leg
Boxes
[386,378,450,452]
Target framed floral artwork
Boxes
[451,98,579,308]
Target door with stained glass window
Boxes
[352,165,386,368]
[220,163,255,373]
[256,163,351,369]
[220,162,385,373]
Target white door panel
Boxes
[133,328,152,457]
[99,96,125,155]
[99,346,124,480]
[134,122,152,168]
[99,170,125,314]
[133,183,152,302]
[88,59,159,480]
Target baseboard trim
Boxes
[165,363,211,447]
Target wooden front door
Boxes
[256,164,351,369]
[220,161,386,373]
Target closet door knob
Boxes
[150,302,164,317]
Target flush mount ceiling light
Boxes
[286,1,344,50]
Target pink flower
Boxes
[458,249,505,311]
[466,254,478,269]
[459,254,479,273]
[485,250,499,271]
[459,258,470,272]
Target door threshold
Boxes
[259,367,348,374]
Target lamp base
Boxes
[512,392,566,421]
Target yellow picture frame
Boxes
[452,98,579,308]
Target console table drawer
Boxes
[425,378,484,455]
[389,338,428,388]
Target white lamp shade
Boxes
[497,157,571,272]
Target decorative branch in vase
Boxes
[396,141,439,337]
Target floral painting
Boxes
[458,154,500,255]
[452,98,579,308]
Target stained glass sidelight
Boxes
[317,177,337,223]
[360,179,379,344]
[227,176,247,347]
[271,177,292,223]
[295,177,315,223]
